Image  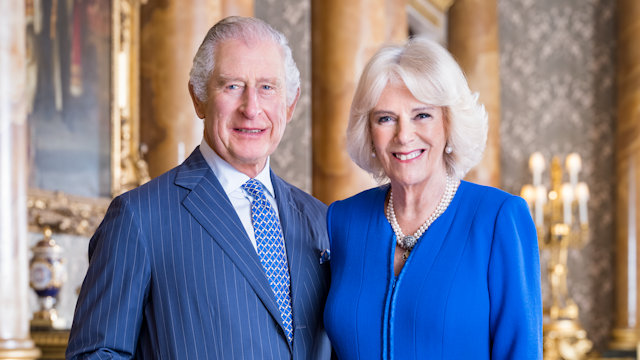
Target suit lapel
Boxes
[176,148,285,335]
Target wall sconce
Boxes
[521,152,593,360]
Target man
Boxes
[66,16,331,359]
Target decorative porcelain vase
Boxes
[30,226,66,329]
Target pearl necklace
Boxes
[385,175,459,260]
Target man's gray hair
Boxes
[189,16,300,107]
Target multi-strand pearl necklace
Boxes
[386,175,459,260]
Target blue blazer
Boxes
[67,147,331,359]
[324,181,542,359]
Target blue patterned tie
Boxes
[242,178,293,343]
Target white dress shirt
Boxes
[199,139,282,252]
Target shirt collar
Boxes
[199,139,275,198]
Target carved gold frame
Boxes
[27,0,149,237]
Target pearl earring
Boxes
[372,152,376,158]
[445,145,453,154]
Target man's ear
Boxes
[285,87,301,123]
[188,83,206,119]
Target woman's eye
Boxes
[416,113,431,120]
[227,84,240,90]
[377,116,393,124]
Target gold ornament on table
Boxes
[521,152,592,360]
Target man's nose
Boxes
[240,87,261,119]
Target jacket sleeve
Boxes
[488,195,543,360]
[66,195,151,359]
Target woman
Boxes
[324,37,542,359]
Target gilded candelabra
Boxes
[521,152,592,360]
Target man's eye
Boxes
[261,84,274,91]
[227,84,240,90]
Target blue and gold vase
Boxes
[30,226,66,329]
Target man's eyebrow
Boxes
[257,77,282,85]
[215,75,243,85]
[215,75,283,86]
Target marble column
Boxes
[386,0,409,42]
[222,0,253,16]
[447,0,501,187]
[0,1,40,359]
[611,0,640,350]
[311,0,407,204]
[140,1,228,178]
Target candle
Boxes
[561,183,574,225]
[520,185,535,207]
[529,152,545,187]
[575,182,589,224]
[534,185,547,226]
[565,153,582,188]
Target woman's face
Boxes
[370,82,447,188]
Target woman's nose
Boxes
[395,118,414,144]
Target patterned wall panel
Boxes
[256,0,312,192]
[498,0,617,350]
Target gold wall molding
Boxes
[27,190,109,237]
[112,0,150,197]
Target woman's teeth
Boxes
[394,150,423,161]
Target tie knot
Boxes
[242,178,267,201]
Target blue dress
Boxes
[324,181,542,359]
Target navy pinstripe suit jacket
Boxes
[66,147,332,359]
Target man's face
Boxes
[190,38,298,177]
